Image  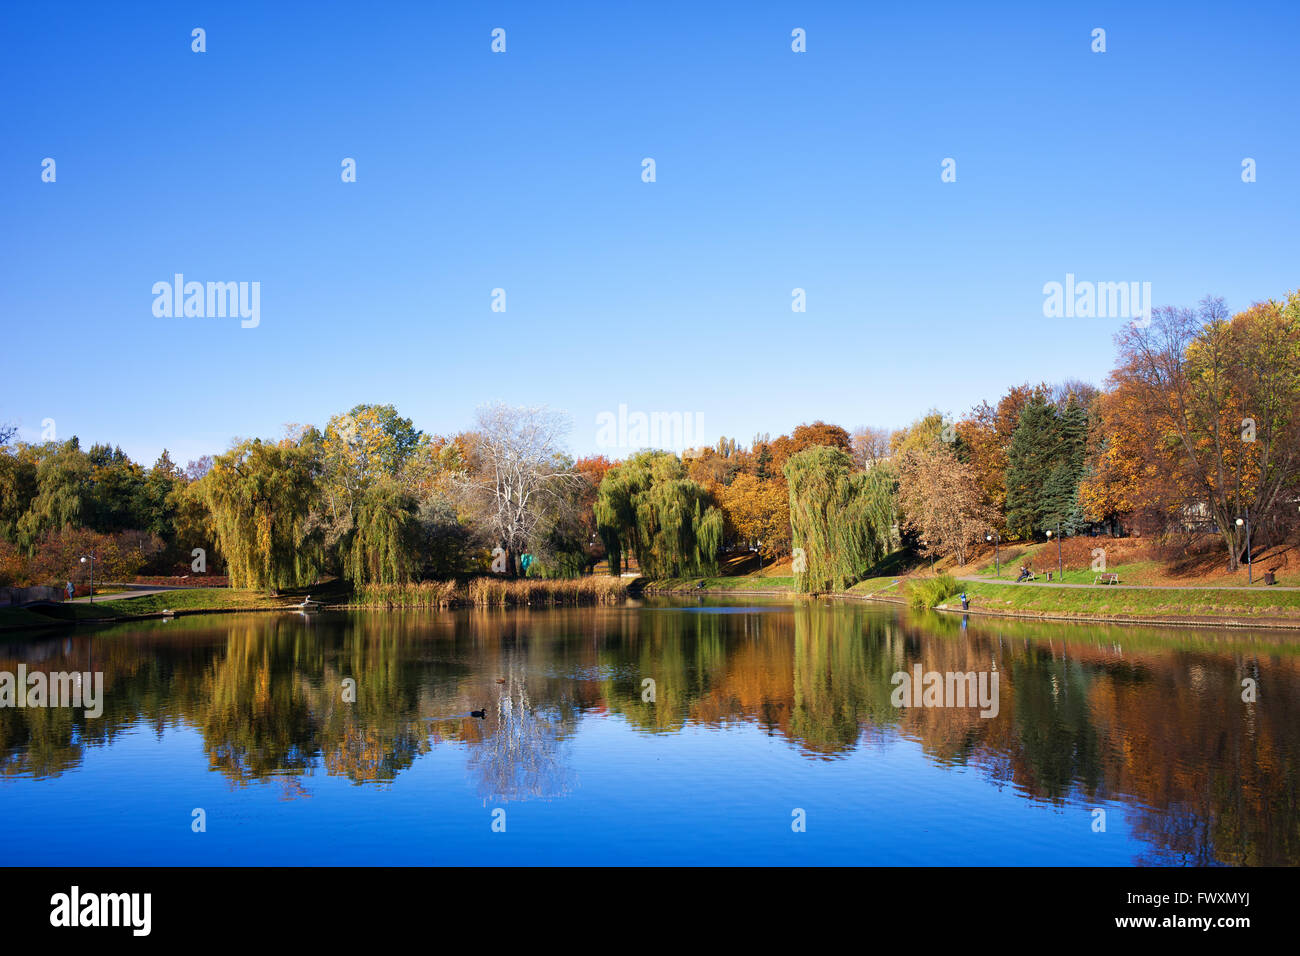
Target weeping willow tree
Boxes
[343,482,420,586]
[200,439,322,591]
[785,446,894,593]
[594,450,723,577]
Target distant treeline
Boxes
[4,288,1297,593]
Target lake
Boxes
[2,597,1296,866]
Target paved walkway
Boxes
[957,575,1300,592]
[69,586,184,604]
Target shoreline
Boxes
[643,583,1300,632]
[8,583,1300,634]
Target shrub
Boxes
[907,573,958,610]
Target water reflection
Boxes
[1,599,1297,864]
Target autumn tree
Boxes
[1110,292,1300,567]
[319,404,424,530]
[850,426,891,470]
[897,444,993,565]
[890,410,948,459]
[718,472,791,557]
[1078,383,1170,534]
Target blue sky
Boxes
[3,0,1297,468]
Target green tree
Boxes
[343,482,420,585]
[594,450,723,577]
[785,446,894,592]
[1004,396,1089,538]
[138,450,183,541]
[0,447,38,543]
[85,444,146,532]
[200,438,322,590]
[17,439,91,549]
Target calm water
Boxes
[2,598,1297,866]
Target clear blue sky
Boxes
[3,0,1297,468]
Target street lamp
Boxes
[1236,512,1252,584]
[985,531,1000,578]
[1046,522,1062,580]
[79,553,95,605]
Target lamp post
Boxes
[79,553,95,605]
[985,531,1000,578]
[1046,523,1062,581]
[1236,512,1252,584]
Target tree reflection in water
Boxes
[1,601,1298,864]
[464,656,574,803]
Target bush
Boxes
[3,527,166,586]
[907,573,958,610]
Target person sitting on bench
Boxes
[1016,565,1031,582]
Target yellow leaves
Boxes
[718,473,790,554]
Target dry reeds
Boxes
[352,576,628,609]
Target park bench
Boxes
[1094,573,1120,585]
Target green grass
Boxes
[973,553,1162,586]
[959,581,1300,619]
[0,587,304,630]
[847,576,905,596]
[95,588,298,615]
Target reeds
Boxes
[466,576,628,607]
[352,576,628,609]
[353,580,461,608]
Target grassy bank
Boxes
[10,570,1300,632]
[954,580,1300,623]
[646,563,1300,629]
[0,587,298,630]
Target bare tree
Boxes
[850,426,892,470]
[456,403,580,576]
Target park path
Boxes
[68,585,186,604]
